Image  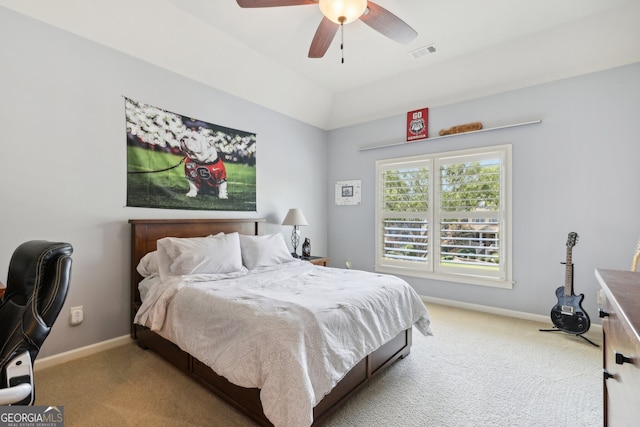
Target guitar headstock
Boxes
[566,232,578,248]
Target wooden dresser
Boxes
[595,269,640,426]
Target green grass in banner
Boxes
[127,146,256,211]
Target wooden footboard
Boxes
[134,324,411,426]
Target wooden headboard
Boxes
[128,218,265,337]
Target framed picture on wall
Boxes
[335,180,361,205]
[406,108,428,141]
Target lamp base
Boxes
[290,226,301,259]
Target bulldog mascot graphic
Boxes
[179,130,228,199]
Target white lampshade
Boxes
[319,0,368,24]
[282,208,309,226]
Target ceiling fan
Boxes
[236,0,418,59]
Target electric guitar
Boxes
[550,232,590,334]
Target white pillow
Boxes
[239,233,294,270]
[156,233,243,281]
[137,250,159,277]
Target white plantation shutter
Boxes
[436,150,506,280]
[378,157,432,269]
[376,145,512,288]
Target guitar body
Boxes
[550,286,590,334]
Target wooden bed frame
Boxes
[129,218,412,426]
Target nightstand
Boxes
[304,256,330,267]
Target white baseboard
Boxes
[421,295,602,333]
[34,335,132,372]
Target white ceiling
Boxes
[2,0,639,130]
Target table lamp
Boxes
[282,208,308,258]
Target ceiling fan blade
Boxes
[308,17,339,58]
[359,1,417,44]
[236,0,317,7]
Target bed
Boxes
[129,218,431,427]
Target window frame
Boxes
[375,144,513,289]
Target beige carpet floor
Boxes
[34,303,602,426]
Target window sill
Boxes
[375,265,513,289]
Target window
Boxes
[375,145,512,288]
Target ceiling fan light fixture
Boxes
[319,0,368,25]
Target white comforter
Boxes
[135,260,431,427]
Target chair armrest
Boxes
[0,383,32,405]
[0,351,34,405]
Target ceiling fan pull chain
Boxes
[340,20,344,64]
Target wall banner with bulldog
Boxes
[126,97,256,211]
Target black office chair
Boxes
[0,241,72,405]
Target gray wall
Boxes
[0,8,328,357]
[327,61,640,321]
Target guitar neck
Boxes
[564,246,573,296]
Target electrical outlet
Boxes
[596,289,603,305]
[70,306,83,326]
